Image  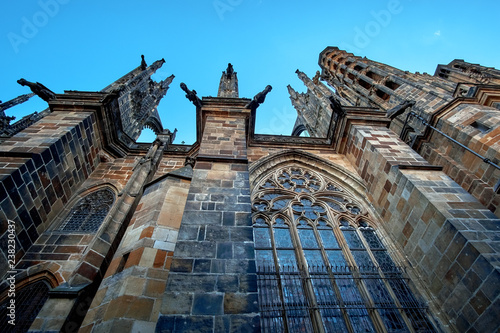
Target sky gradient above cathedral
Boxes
[2,0,499,144]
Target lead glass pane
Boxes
[373,251,397,271]
[274,228,293,248]
[254,228,272,248]
[361,229,384,249]
[0,280,50,333]
[304,250,324,267]
[342,229,364,249]
[58,188,114,233]
[318,229,340,249]
[298,229,319,249]
[352,250,375,270]
[276,250,298,270]
[256,249,274,268]
[326,250,348,267]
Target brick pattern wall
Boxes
[26,137,171,331]
[346,125,500,332]
[419,103,500,215]
[154,156,186,180]
[0,111,101,278]
[12,157,136,285]
[156,161,258,332]
[199,115,247,159]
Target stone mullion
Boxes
[311,222,356,333]
[355,228,417,333]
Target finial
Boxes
[141,55,147,70]
[218,63,238,98]
[226,63,234,79]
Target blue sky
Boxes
[2,0,500,144]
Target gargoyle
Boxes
[180,82,202,108]
[17,78,56,102]
[246,85,272,110]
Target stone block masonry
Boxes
[346,125,500,332]
[156,99,259,332]
[156,161,259,332]
[0,110,101,278]
[80,172,190,332]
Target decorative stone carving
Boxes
[246,85,272,110]
[312,70,321,85]
[218,63,239,98]
[180,82,202,108]
[385,100,415,119]
[0,111,15,131]
[17,79,56,102]
[226,63,234,79]
[184,156,196,167]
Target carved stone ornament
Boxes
[180,82,202,108]
[246,85,272,110]
[17,78,56,102]
[184,156,196,167]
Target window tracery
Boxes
[57,188,115,233]
[252,165,436,332]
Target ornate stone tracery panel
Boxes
[252,166,367,226]
[251,163,437,333]
[57,188,115,233]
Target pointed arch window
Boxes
[57,188,115,232]
[0,280,51,332]
[252,166,437,332]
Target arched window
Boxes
[57,188,115,232]
[0,280,51,332]
[252,166,436,332]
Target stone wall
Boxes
[156,100,260,332]
[345,125,500,332]
[80,170,190,332]
[0,110,101,278]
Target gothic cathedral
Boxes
[0,47,499,332]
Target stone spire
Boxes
[0,92,35,112]
[218,63,238,97]
[101,58,174,141]
[289,70,343,138]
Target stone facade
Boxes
[0,49,499,333]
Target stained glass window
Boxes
[252,166,437,332]
[57,188,115,233]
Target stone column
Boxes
[156,98,260,332]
